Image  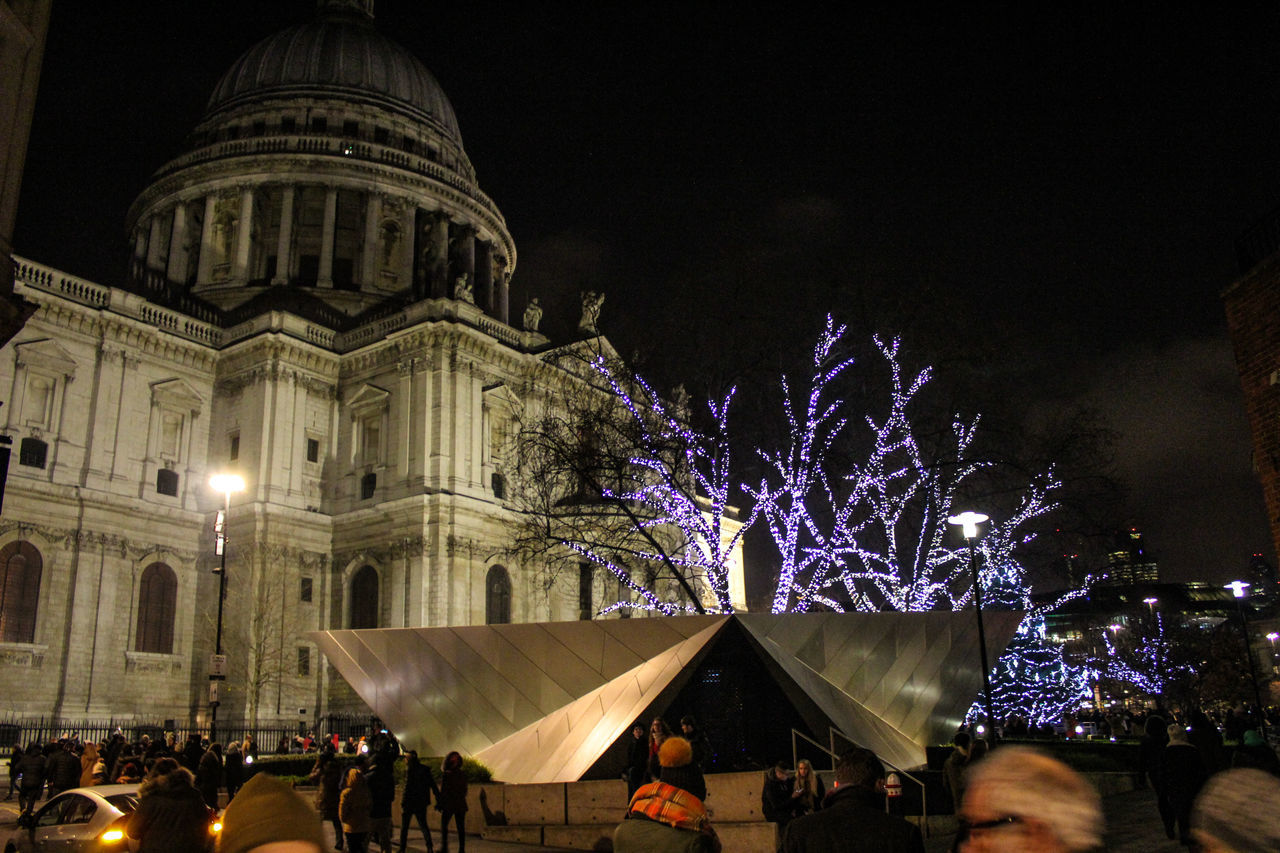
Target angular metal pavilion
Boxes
[311,611,1022,782]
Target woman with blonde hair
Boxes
[794,758,826,815]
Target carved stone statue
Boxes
[454,273,474,304]
[523,297,543,332]
[578,290,605,335]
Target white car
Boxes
[7,785,139,853]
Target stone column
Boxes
[233,186,255,281]
[196,193,218,285]
[362,192,382,287]
[399,204,415,289]
[318,186,338,288]
[430,214,449,298]
[146,214,165,273]
[498,271,510,324]
[475,240,493,314]
[166,202,188,283]
[272,186,295,285]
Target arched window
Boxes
[0,541,42,643]
[486,565,511,625]
[350,565,379,629]
[135,563,177,654]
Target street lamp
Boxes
[209,473,246,743]
[1225,580,1267,738]
[1268,632,1279,676]
[949,510,995,744]
[1142,597,1158,616]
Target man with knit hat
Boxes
[614,735,720,852]
[218,771,328,853]
[1191,768,1280,853]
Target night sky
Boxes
[14,2,1280,585]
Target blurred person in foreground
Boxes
[1190,767,1280,853]
[614,735,719,852]
[780,747,923,853]
[127,757,215,853]
[956,746,1102,852]
[217,771,327,853]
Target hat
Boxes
[218,773,327,853]
[657,737,706,802]
[1192,769,1280,853]
[659,736,693,768]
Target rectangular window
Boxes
[229,433,239,461]
[310,116,327,133]
[342,119,359,137]
[252,120,266,136]
[281,117,297,134]
[300,577,313,603]
[18,437,47,469]
[401,136,416,154]
[297,647,311,677]
[156,468,179,497]
[361,472,377,500]
[374,126,389,144]
[306,437,320,463]
[160,411,183,458]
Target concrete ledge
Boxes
[705,770,767,822]
[566,778,627,824]
[503,781,567,826]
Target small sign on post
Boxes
[209,682,219,705]
[209,654,227,680]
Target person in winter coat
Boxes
[1231,728,1280,776]
[44,741,80,798]
[626,724,649,798]
[79,741,104,787]
[366,747,396,852]
[942,731,972,811]
[339,766,372,853]
[309,751,345,849]
[400,750,441,853]
[224,741,245,800]
[781,748,922,853]
[437,751,468,853]
[793,759,825,817]
[196,743,223,810]
[614,736,719,853]
[126,758,214,853]
[16,743,45,814]
[1163,724,1208,844]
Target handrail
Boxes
[786,727,929,838]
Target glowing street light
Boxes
[1142,597,1158,615]
[1225,580,1267,738]
[949,511,994,744]
[209,472,246,743]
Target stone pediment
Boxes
[482,381,522,414]
[14,339,77,377]
[150,378,204,412]
[346,383,390,413]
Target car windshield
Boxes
[103,794,139,813]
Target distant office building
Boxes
[1101,528,1160,586]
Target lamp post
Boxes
[1142,597,1158,616]
[949,511,995,745]
[1268,632,1279,677]
[1226,580,1267,737]
[209,473,246,743]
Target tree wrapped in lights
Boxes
[508,344,755,615]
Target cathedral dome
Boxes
[205,5,462,146]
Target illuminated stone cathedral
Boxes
[0,0,708,730]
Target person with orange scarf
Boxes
[614,736,720,852]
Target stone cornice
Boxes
[0,520,202,564]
